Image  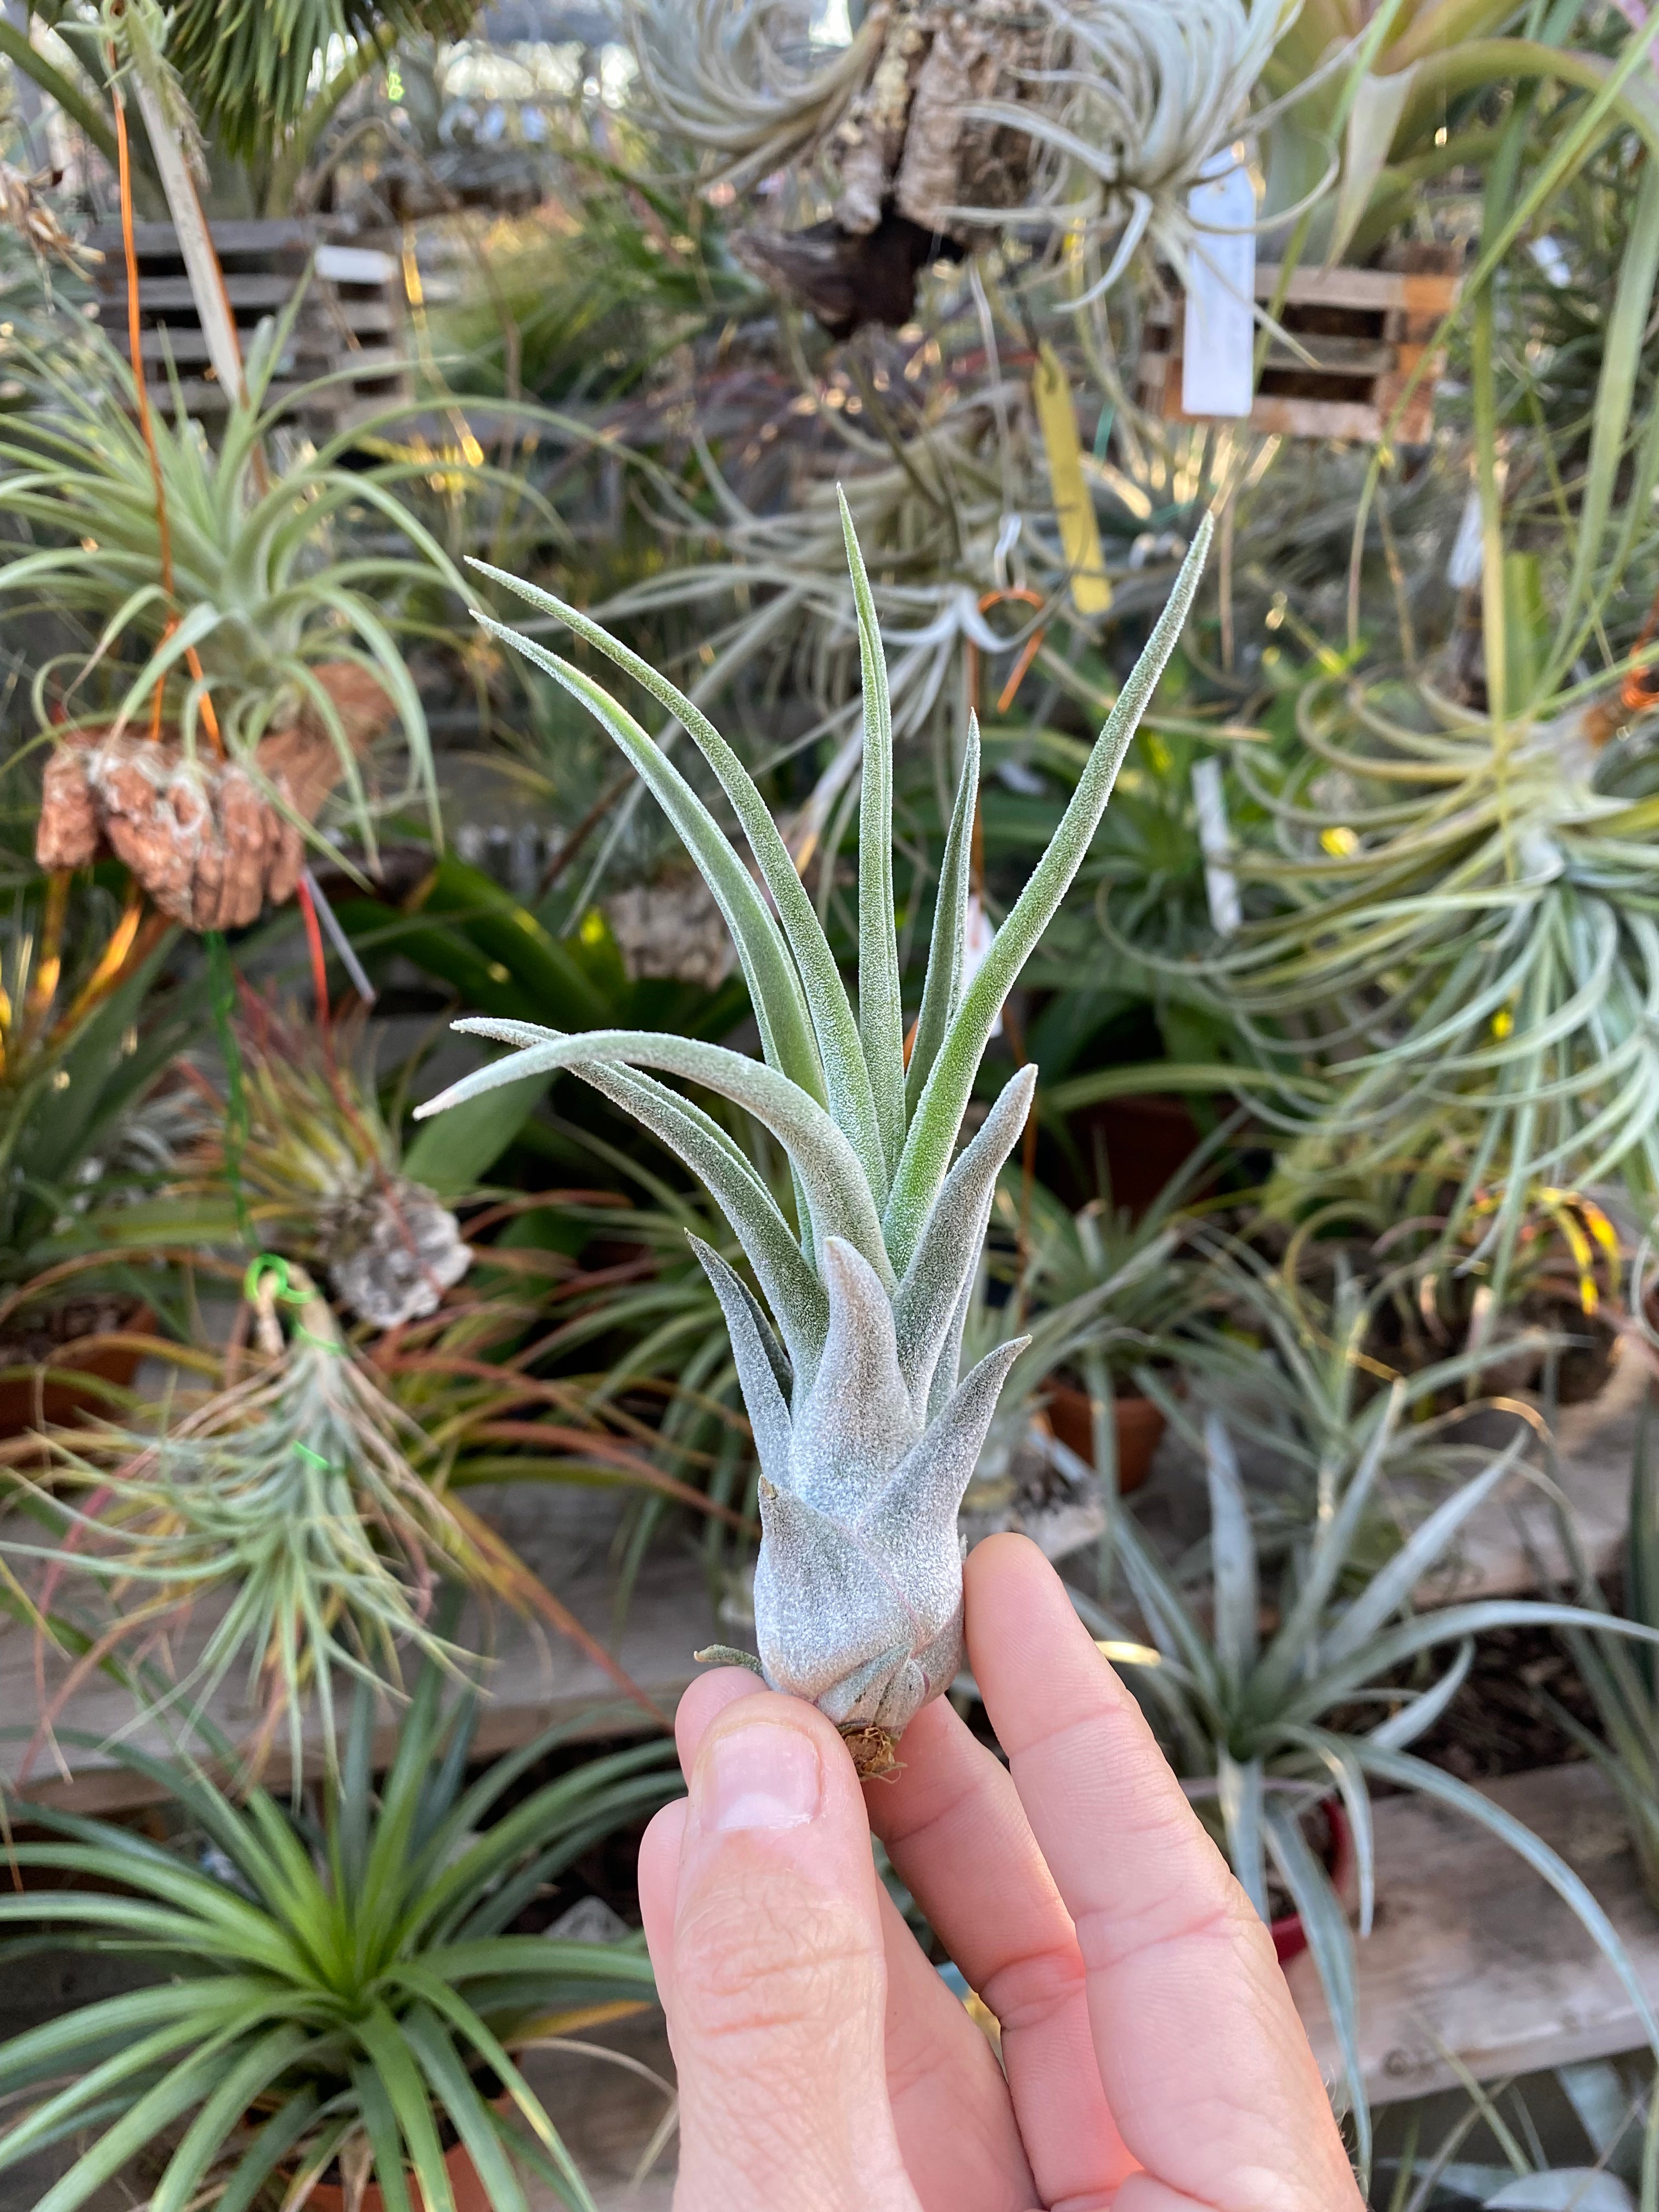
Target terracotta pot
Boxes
[1269,1799,1354,1967]
[1064,1092,1213,1220]
[0,1304,154,1441]
[1043,1384,1166,1497]
[308,2137,491,2212]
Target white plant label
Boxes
[1193,755,1242,936]
[1183,153,1257,420]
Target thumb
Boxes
[648,1691,919,2212]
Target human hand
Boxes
[637,1532,1364,2212]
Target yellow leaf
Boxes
[1034,342,1113,617]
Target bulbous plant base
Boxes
[691,1649,903,1779]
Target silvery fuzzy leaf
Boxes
[789,1238,917,1510]
[893,1065,1037,1417]
[687,1235,793,1488]
[751,1331,1028,1737]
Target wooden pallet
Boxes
[1138,247,1463,443]
[1,1482,714,1814]
[86,220,409,428]
[1290,1760,1659,2104]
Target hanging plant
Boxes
[628,0,1297,328]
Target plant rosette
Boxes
[416,501,1214,1774]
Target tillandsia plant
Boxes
[629,0,1296,309]
[1079,1409,1659,2174]
[4,1260,556,1778]
[2,309,462,923]
[416,499,1212,1772]
[1371,2056,1659,2210]
[0,1651,677,2212]
[98,994,475,1331]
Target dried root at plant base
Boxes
[35,662,396,932]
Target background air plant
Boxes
[630,0,1294,312]
[416,499,1211,1771]
[0,311,459,865]
[0,1655,676,2212]
[1156,659,1659,1306]
[1079,1409,1659,2172]
[182,996,473,1331]
[7,1263,538,1776]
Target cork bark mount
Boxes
[733,2,1046,337]
[35,665,396,932]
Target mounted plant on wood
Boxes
[5,312,459,929]
[628,0,1296,330]
[416,497,1211,1774]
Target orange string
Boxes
[111,65,221,754]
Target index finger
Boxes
[964,1535,1362,2212]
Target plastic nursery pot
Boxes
[1043,1383,1166,1497]
[307,2136,493,2212]
[1269,1799,1353,1968]
[0,1304,155,1442]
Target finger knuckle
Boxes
[675,1870,881,2034]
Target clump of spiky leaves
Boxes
[1078,1407,1659,2172]
[0,1652,675,2212]
[629,0,1294,299]
[200,997,470,1329]
[5,1266,532,1780]
[162,0,477,161]
[416,499,1211,1765]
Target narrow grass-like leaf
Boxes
[838,488,906,1183]
[421,1020,892,1285]
[473,618,822,1102]
[1206,1416,1259,1690]
[1356,1742,1659,2064]
[905,714,980,1119]
[1263,1797,1372,2183]
[884,516,1212,1272]
[466,557,886,1190]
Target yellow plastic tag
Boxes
[1032,342,1113,618]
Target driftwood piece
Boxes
[33,664,394,930]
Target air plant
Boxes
[1079,1408,1659,2173]
[5,1261,543,1777]
[415,499,1211,1771]
[0,308,460,883]
[629,0,1294,307]
[1150,646,1659,1307]
[1538,1386,1659,1914]
[625,0,885,196]
[1370,2056,1658,2209]
[187,996,472,1331]
[957,1171,1195,1544]
[0,1652,676,2212]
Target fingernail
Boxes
[704,1720,821,1832]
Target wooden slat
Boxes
[1,1482,712,1813]
[1256,261,1462,313]
[100,274,297,311]
[87,220,313,257]
[1289,1760,1659,2103]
